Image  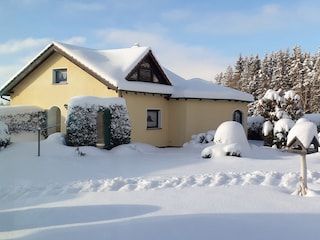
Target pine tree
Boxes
[310,49,320,112]
[232,54,244,89]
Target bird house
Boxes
[286,136,319,154]
[286,120,319,154]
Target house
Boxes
[0,42,253,147]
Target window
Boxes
[147,109,161,129]
[233,110,243,124]
[53,69,67,84]
[126,54,171,85]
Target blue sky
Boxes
[1,0,320,87]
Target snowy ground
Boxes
[1,133,320,240]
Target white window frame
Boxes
[53,68,68,84]
[146,109,162,129]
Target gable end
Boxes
[53,45,118,91]
[126,50,172,86]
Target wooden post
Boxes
[298,154,308,196]
[37,127,41,157]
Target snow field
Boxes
[2,133,320,239]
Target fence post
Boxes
[37,127,41,156]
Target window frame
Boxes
[53,68,68,84]
[146,109,162,129]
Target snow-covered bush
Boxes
[304,114,320,132]
[190,130,215,144]
[247,115,264,140]
[201,121,250,158]
[255,89,303,122]
[65,96,131,149]
[109,104,131,148]
[0,106,47,137]
[0,121,10,149]
[251,89,303,147]
[273,118,295,148]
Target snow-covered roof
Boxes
[0,42,253,102]
[287,121,318,149]
[165,69,253,101]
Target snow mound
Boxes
[2,171,320,199]
[111,142,159,154]
[201,121,250,158]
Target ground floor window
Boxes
[233,110,243,124]
[147,109,161,129]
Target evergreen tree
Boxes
[232,54,244,89]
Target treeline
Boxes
[215,46,320,113]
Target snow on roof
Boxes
[0,105,43,116]
[164,69,253,102]
[0,42,253,102]
[287,120,318,148]
[54,42,174,95]
[68,96,126,110]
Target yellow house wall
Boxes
[121,92,170,147]
[169,99,249,146]
[168,100,187,146]
[10,53,118,132]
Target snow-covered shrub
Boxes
[251,89,303,147]
[247,115,264,140]
[190,130,215,144]
[65,96,131,149]
[304,114,320,133]
[262,120,273,147]
[0,121,10,148]
[109,104,131,148]
[0,106,47,137]
[273,118,295,148]
[201,121,250,158]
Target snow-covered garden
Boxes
[2,119,320,239]
[2,89,320,239]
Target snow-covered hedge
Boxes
[65,96,131,149]
[0,106,47,136]
[0,121,10,148]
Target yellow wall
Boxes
[11,53,118,132]
[121,92,170,147]
[169,99,248,146]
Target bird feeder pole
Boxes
[298,153,308,196]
